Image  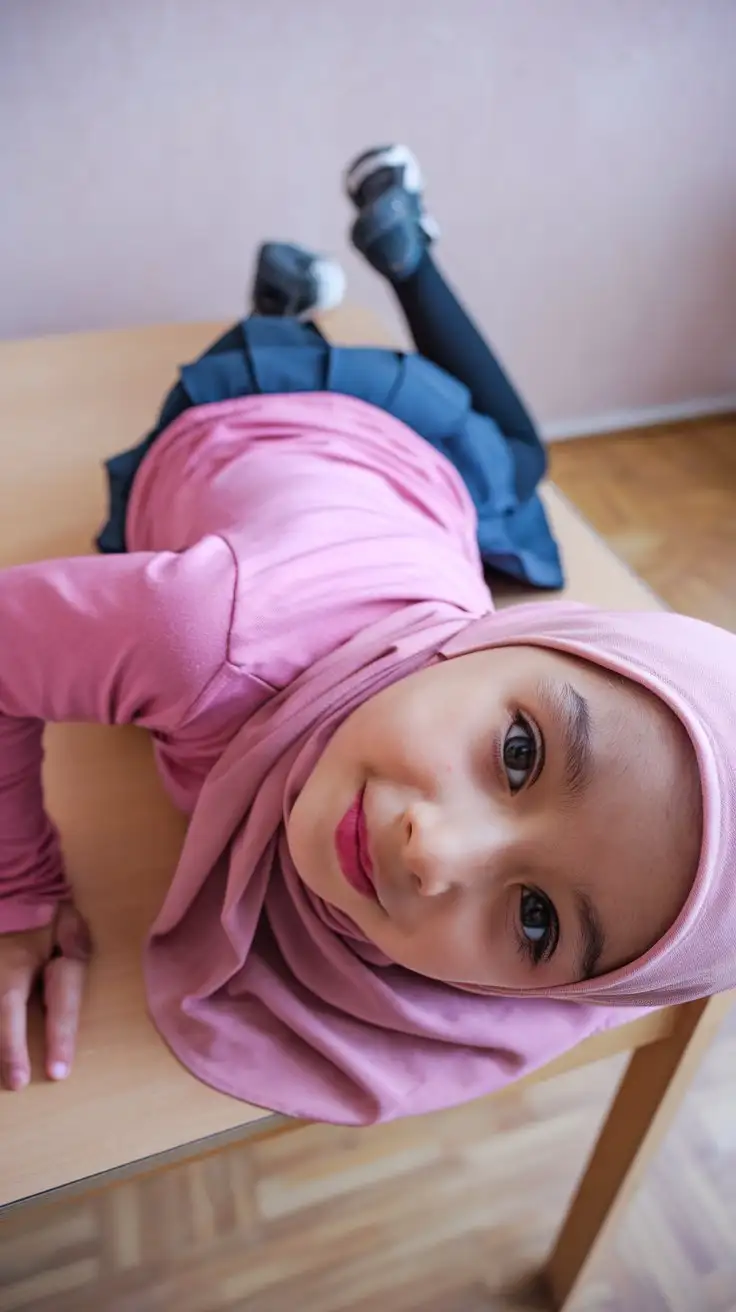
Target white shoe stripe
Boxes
[309,259,347,313]
[345,144,424,198]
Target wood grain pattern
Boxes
[548,417,736,630]
[1,1011,734,1311]
[2,416,735,1309]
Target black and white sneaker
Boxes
[344,145,439,281]
[250,242,346,318]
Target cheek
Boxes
[287,772,338,890]
[370,694,478,784]
[364,904,521,988]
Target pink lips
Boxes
[335,789,377,900]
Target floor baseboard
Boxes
[543,394,736,443]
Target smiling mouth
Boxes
[335,789,378,901]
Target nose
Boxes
[402,801,504,898]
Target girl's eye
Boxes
[502,715,541,792]
[519,887,559,964]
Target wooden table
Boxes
[0,310,729,1309]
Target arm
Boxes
[0,536,237,932]
[0,537,236,1090]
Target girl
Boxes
[0,148,733,1125]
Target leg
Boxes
[345,145,545,497]
[391,252,538,449]
[543,994,731,1310]
[395,254,545,498]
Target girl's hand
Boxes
[0,903,92,1091]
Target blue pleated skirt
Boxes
[97,316,562,589]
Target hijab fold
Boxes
[144,594,736,1125]
[137,396,736,1126]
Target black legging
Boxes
[389,252,546,498]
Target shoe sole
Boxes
[344,144,424,203]
[307,258,346,315]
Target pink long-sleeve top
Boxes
[0,392,488,934]
[4,391,674,1126]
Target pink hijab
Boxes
[144,588,736,1124]
[132,392,734,1125]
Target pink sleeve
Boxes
[0,537,236,934]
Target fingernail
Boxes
[48,1061,69,1081]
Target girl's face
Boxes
[287,646,702,991]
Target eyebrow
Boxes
[574,888,606,980]
[538,678,594,802]
[536,679,603,977]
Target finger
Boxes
[0,974,33,1092]
[53,903,93,963]
[43,955,87,1081]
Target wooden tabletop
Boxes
[0,310,659,1208]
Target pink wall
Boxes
[2,0,736,431]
